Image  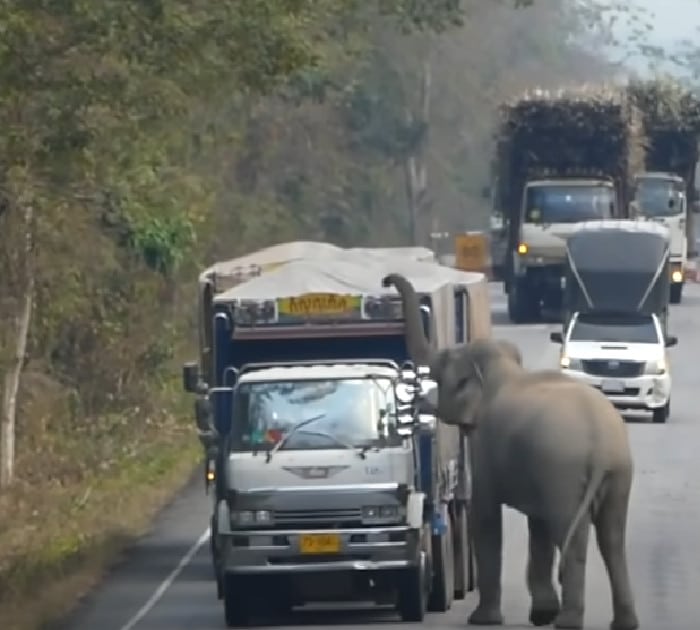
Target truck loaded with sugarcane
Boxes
[181,241,494,626]
[488,79,700,322]
[627,79,700,304]
[488,85,645,323]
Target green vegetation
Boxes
[0,1,637,627]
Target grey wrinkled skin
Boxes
[382,273,638,630]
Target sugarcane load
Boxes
[489,84,645,323]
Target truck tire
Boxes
[427,515,455,612]
[396,554,428,622]
[507,280,539,323]
[223,575,250,627]
[452,503,475,599]
[670,282,683,304]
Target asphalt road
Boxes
[59,283,700,630]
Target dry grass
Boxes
[0,374,201,630]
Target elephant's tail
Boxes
[557,461,605,584]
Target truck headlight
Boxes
[645,358,666,375]
[362,505,400,521]
[560,356,583,371]
[671,270,683,283]
[230,509,273,527]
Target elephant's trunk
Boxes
[382,273,433,366]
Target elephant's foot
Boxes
[468,603,504,626]
[553,608,584,629]
[610,609,639,630]
[529,597,560,626]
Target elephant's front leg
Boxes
[554,516,591,629]
[468,498,504,626]
[527,516,560,626]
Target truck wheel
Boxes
[507,281,539,323]
[396,554,428,622]
[652,399,670,424]
[223,575,250,627]
[427,515,455,612]
[453,504,475,599]
[670,282,683,304]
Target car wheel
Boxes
[652,399,670,424]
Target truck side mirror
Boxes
[549,331,563,344]
[182,361,200,393]
[665,335,678,348]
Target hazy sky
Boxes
[603,0,700,75]
[623,0,700,46]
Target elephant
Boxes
[382,273,638,630]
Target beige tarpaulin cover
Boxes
[200,242,436,293]
[213,253,483,302]
[211,248,492,343]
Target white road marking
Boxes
[118,527,211,630]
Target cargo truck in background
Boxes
[630,172,689,303]
[182,243,492,626]
[488,88,645,323]
[551,220,678,423]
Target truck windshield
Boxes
[524,184,615,224]
[569,313,659,344]
[229,377,399,453]
[634,178,684,217]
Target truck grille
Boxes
[273,508,363,529]
[581,360,644,378]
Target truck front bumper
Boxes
[221,526,419,575]
[562,369,671,410]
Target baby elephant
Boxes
[383,273,639,630]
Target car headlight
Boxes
[362,505,401,522]
[560,355,583,371]
[230,509,273,528]
[645,358,666,375]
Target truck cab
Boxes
[508,177,617,322]
[631,172,688,303]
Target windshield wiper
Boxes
[266,413,326,463]
[293,429,369,460]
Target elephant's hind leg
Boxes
[553,514,591,629]
[468,500,504,626]
[526,517,560,626]
[593,471,639,630]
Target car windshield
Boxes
[569,314,659,344]
[524,184,615,224]
[229,377,400,452]
[634,178,684,217]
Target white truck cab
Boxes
[552,312,676,423]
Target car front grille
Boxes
[581,360,645,378]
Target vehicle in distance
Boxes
[551,219,678,423]
[551,312,676,423]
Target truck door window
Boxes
[525,185,615,223]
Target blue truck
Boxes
[182,245,491,626]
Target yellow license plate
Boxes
[299,533,341,554]
[277,293,361,318]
